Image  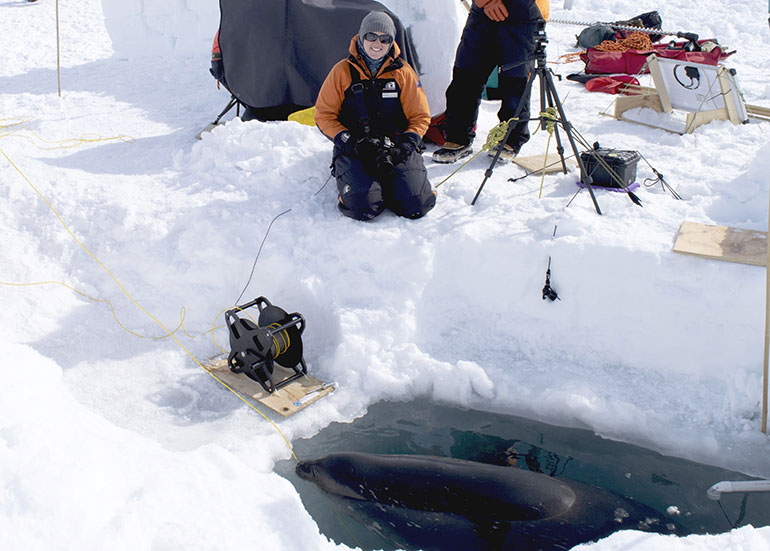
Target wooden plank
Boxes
[205,358,334,417]
[647,55,673,113]
[684,108,730,134]
[613,90,665,119]
[617,84,656,96]
[716,66,741,124]
[747,104,770,122]
[512,153,577,175]
[673,221,768,266]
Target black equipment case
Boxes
[580,148,640,188]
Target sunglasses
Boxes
[362,32,393,45]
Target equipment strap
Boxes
[345,55,403,137]
[348,61,371,136]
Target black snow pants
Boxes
[332,148,436,221]
[444,3,540,153]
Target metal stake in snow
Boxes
[56,0,61,97]
[762,185,770,434]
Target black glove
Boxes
[392,132,421,165]
[398,132,420,156]
[333,131,354,156]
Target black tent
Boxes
[217,0,419,121]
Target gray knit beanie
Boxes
[358,11,396,40]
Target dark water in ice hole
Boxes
[275,400,770,551]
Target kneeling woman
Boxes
[315,11,436,220]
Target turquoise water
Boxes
[276,400,770,550]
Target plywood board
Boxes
[513,153,577,175]
[673,221,768,266]
[614,88,665,118]
[205,358,334,416]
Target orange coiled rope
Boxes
[595,31,653,52]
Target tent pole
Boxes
[56,0,62,97]
[763,180,770,434]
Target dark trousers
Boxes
[445,68,530,152]
[333,149,436,221]
[444,6,537,152]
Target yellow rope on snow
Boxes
[0,145,298,462]
[0,117,134,150]
[0,278,194,341]
[0,128,134,150]
[435,117,518,189]
[537,107,559,199]
[0,117,34,131]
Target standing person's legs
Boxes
[444,9,498,148]
[433,9,497,164]
[497,22,537,153]
[443,67,497,147]
[497,74,531,153]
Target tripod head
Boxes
[500,19,549,74]
[532,20,548,65]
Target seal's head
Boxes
[295,454,366,500]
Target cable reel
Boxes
[225,296,307,393]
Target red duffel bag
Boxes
[580,39,733,75]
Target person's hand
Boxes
[333,131,354,155]
[473,0,494,7]
[483,0,508,21]
[394,132,421,163]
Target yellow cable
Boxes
[435,117,517,189]
[1,146,298,462]
[0,278,190,341]
[0,117,34,130]
[0,116,134,150]
[537,107,559,199]
[0,128,134,150]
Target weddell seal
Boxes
[295,452,686,550]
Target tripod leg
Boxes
[471,70,537,206]
[542,82,568,174]
[539,68,548,132]
[542,69,602,215]
[214,96,240,125]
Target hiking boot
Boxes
[487,143,518,162]
[432,142,472,164]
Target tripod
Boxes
[471,23,603,214]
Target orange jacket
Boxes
[315,36,431,140]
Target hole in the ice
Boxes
[276,400,770,551]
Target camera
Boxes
[355,136,399,176]
[374,136,398,175]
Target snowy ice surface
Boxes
[2,0,770,550]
